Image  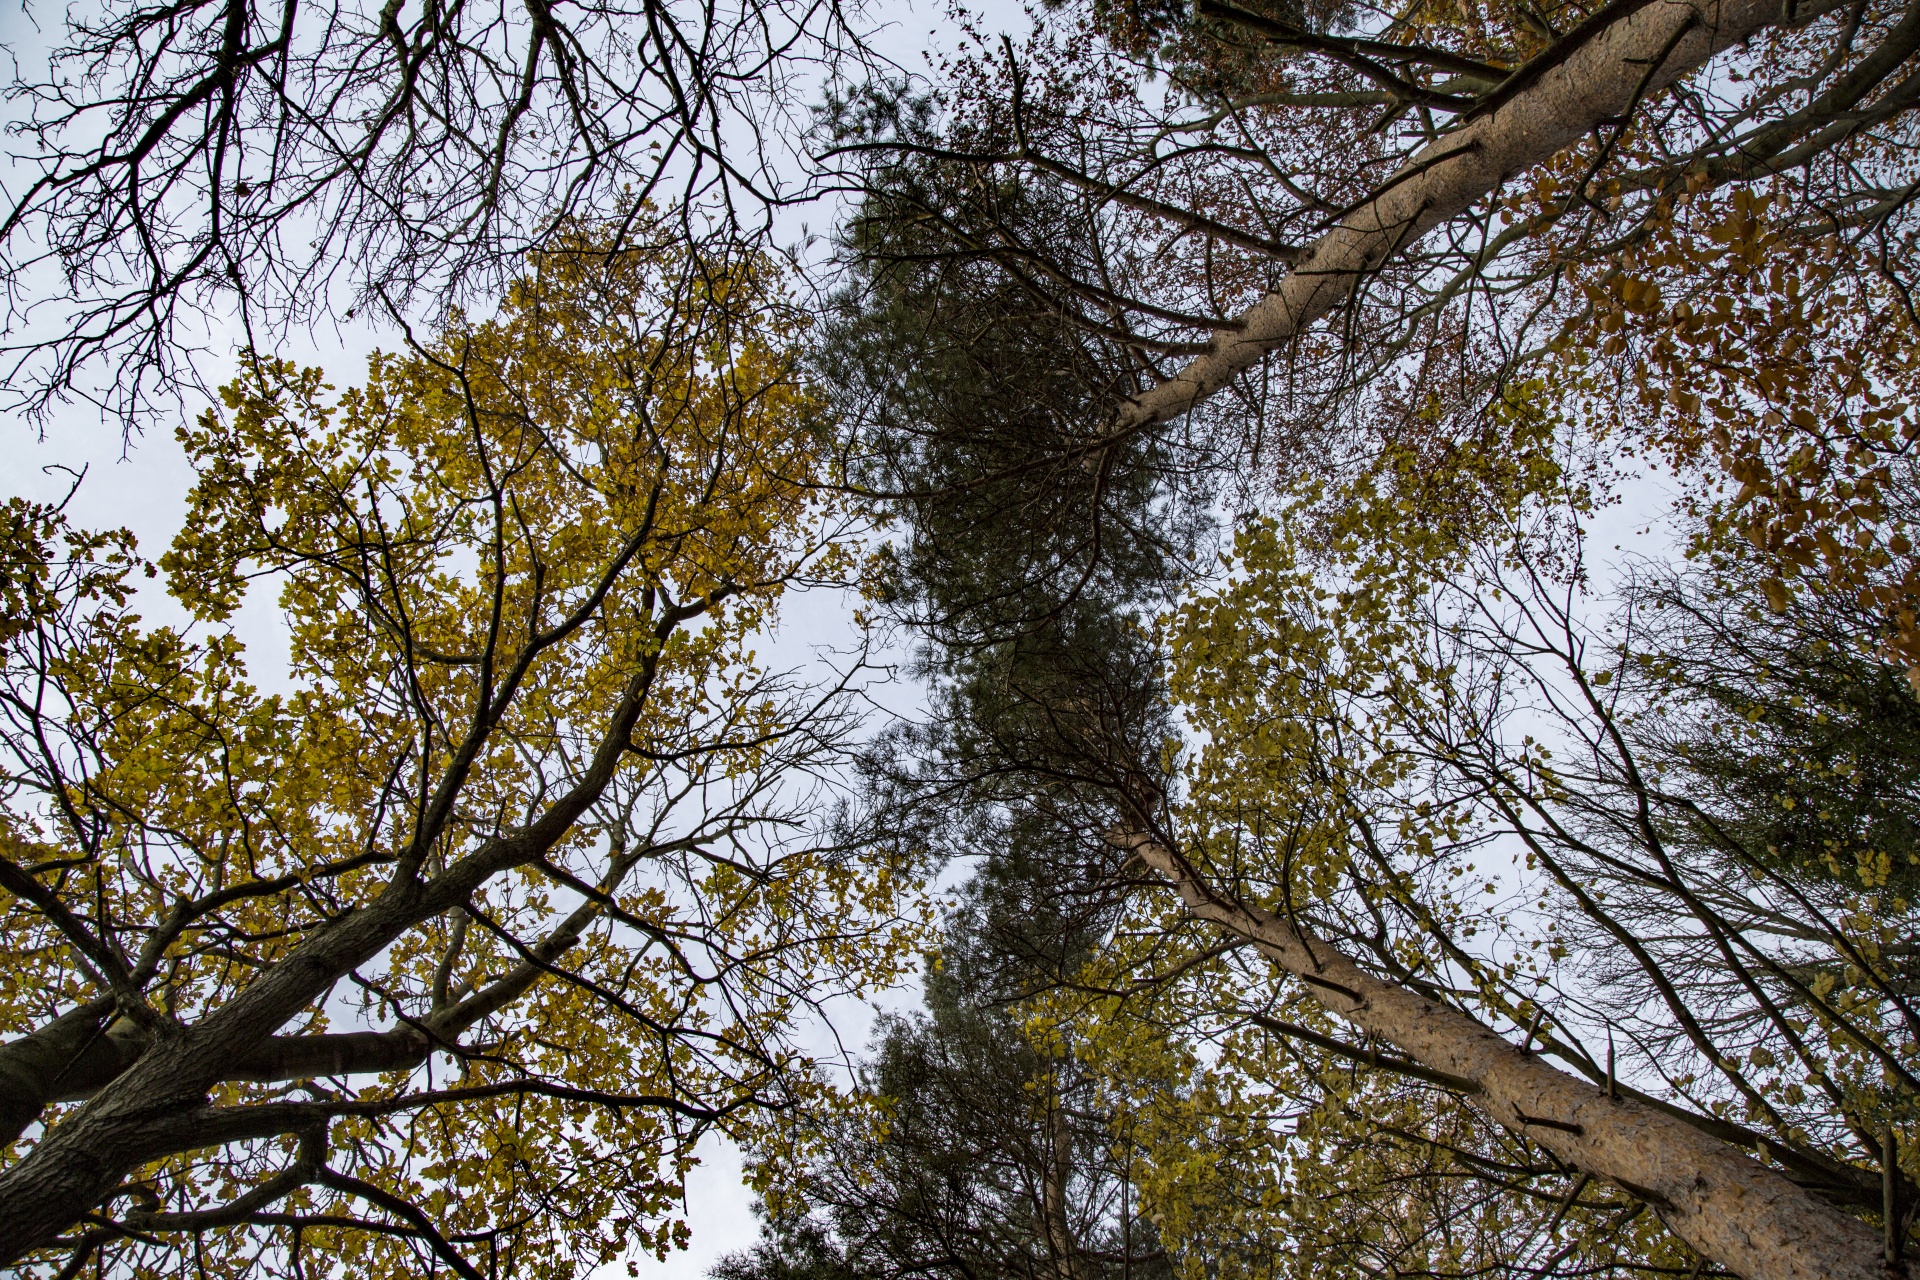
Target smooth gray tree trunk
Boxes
[1124,833,1905,1280]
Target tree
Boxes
[825,0,1920,663]
[719,827,1176,1280]
[728,221,1207,1268]
[0,0,882,422]
[814,82,1217,652]
[796,0,1920,1271]
[1623,545,1920,894]
[0,235,925,1277]
[1102,403,1920,1279]
[810,301,1920,1277]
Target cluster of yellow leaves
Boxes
[1,237,929,1280]
[1167,386,1575,926]
[0,496,152,1016]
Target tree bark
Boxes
[1041,1098,1086,1280]
[1114,0,1787,434]
[0,1002,116,1147]
[1122,831,1907,1280]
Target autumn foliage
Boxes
[0,240,924,1278]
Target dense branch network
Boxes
[824,0,1920,444]
[0,0,883,421]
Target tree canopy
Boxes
[777,1,1920,1276]
[11,0,1920,1277]
[0,236,925,1278]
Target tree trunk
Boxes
[0,1002,116,1148]
[1115,0,1791,434]
[1122,831,1906,1280]
[0,877,435,1265]
[1042,1098,1086,1280]
[24,865,606,1119]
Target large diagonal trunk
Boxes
[0,643,672,1266]
[1115,0,1797,433]
[1123,833,1903,1280]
